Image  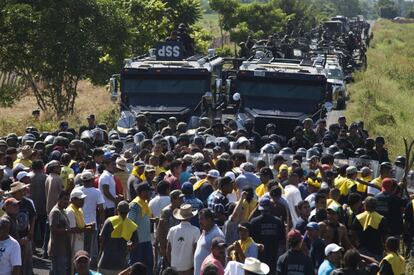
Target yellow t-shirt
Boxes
[334,176,347,192]
[256,183,284,198]
[356,176,372,193]
[13,158,32,168]
[241,199,258,222]
[60,166,75,190]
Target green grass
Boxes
[346,19,414,158]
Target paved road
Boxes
[327,109,345,126]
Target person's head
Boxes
[80,170,95,187]
[70,189,86,208]
[87,114,95,126]
[92,148,104,164]
[73,250,91,275]
[2,198,19,216]
[161,267,179,275]
[293,126,304,138]
[287,229,302,250]
[157,180,170,196]
[60,152,71,166]
[287,172,299,186]
[259,167,274,184]
[170,160,182,176]
[8,182,28,200]
[346,166,358,180]
[364,196,377,212]
[202,264,218,275]
[170,190,183,209]
[199,208,215,231]
[211,237,227,263]
[297,200,311,219]
[343,249,361,269]
[130,262,147,275]
[326,205,340,222]
[269,184,282,200]
[0,218,11,240]
[31,159,44,172]
[329,188,340,201]
[379,162,393,178]
[117,200,130,218]
[348,193,362,211]
[47,160,61,174]
[375,136,385,149]
[58,190,71,209]
[102,158,115,173]
[315,193,327,210]
[306,222,320,239]
[218,176,233,195]
[325,243,343,266]
[385,236,400,253]
[136,182,151,201]
[238,222,252,241]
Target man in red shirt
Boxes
[200,237,226,275]
[164,160,182,191]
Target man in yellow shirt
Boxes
[13,145,33,168]
[256,167,274,198]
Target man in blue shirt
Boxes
[318,243,343,275]
[128,182,153,275]
[181,182,203,227]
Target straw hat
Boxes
[5,182,30,195]
[242,257,270,275]
[173,204,198,220]
[116,157,127,171]
[21,145,34,159]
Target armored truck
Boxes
[233,58,328,138]
[110,42,225,128]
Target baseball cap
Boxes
[16,171,29,181]
[324,243,343,256]
[306,222,320,230]
[70,189,87,200]
[258,197,271,210]
[327,203,341,214]
[346,166,358,175]
[211,237,226,248]
[240,162,255,173]
[287,229,302,240]
[144,165,156,173]
[80,170,94,181]
[74,250,90,262]
[224,171,236,181]
[207,169,220,178]
[181,181,193,193]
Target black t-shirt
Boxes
[17,197,37,237]
[304,236,326,270]
[276,249,315,275]
[250,213,285,264]
[375,192,407,235]
[195,182,213,206]
[351,215,389,255]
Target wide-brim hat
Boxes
[242,257,270,275]
[173,204,198,220]
[5,181,30,195]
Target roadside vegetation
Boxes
[346,19,414,157]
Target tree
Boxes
[377,0,399,19]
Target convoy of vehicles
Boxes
[109,15,370,139]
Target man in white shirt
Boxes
[98,158,117,218]
[0,218,22,275]
[149,180,171,218]
[76,170,105,266]
[167,204,200,275]
[284,172,302,225]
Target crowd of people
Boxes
[0,113,412,275]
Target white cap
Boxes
[70,189,87,200]
[80,170,94,181]
[207,169,220,178]
[224,171,236,181]
[16,171,29,181]
[325,243,343,256]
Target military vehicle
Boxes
[231,56,329,138]
[110,42,226,135]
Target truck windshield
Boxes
[123,78,208,95]
[122,76,210,108]
[326,68,344,80]
[237,78,325,112]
